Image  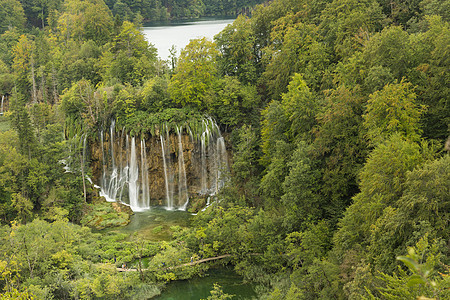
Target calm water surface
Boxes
[154,267,257,300]
[142,18,235,60]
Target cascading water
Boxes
[0,95,4,115]
[100,123,152,211]
[128,137,140,211]
[160,132,173,210]
[216,136,228,193]
[177,126,189,209]
[198,117,228,196]
[98,118,229,211]
[140,139,150,209]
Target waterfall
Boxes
[0,95,3,115]
[100,123,151,210]
[110,120,116,170]
[216,136,228,192]
[128,137,139,211]
[198,118,228,196]
[177,126,189,209]
[141,139,150,209]
[200,121,208,195]
[166,128,175,207]
[97,118,229,211]
[160,133,173,210]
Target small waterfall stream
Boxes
[128,137,140,211]
[177,125,189,210]
[160,133,173,210]
[98,118,229,211]
[140,139,150,209]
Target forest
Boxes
[0,0,449,299]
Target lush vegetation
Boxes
[0,0,449,299]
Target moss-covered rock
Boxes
[187,195,208,213]
[81,199,133,229]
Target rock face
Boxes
[90,120,229,211]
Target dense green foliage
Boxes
[0,0,449,299]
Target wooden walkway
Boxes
[117,254,232,272]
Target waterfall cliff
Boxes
[93,118,229,211]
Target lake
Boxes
[142,17,235,61]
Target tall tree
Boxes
[313,86,368,221]
[320,0,384,60]
[168,38,219,108]
[334,134,434,257]
[281,141,323,231]
[363,79,425,145]
[10,91,35,157]
[367,154,450,270]
[215,15,257,84]
[100,21,157,85]
[12,34,33,99]
[280,73,320,142]
[0,0,26,34]
[261,19,328,99]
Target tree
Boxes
[312,86,368,221]
[334,134,434,256]
[12,35,34,99]
[260,100,289,166]
[0,131,27,223]
[367,236,450,300]
[0,0,26,34]
[320,0,384,60]
[281,141,323,231]
[260,18,328,99]
[410,16,450,141]
[215,15,257,84]
[363,80,425,145]
[206,76,261,128]
[168,38,219,108]
[377,0,423,26]
[281,73,320,142]
[362,26,412,80]
[10,193,33,223]
[421,0,450,22]
[367,154,450,270]
[112,21,155,58]
[57,0,113,44]
[61,79,103,133]
[139,76,171,113]
[0,60,14,100]
[230,125,262,206]
[100,21,157,85]
[260,140,292,208]
[10,91,35,157]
